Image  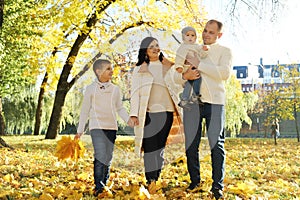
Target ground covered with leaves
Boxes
[0,135,299,199]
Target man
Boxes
[175,19,232,199]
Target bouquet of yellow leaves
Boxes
[55,136,85,161]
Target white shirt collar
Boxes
[95,79,111,89]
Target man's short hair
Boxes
[207,19,223,32]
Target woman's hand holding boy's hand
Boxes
[128,116,139,127]
[74,133,83,140]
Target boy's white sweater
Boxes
[77,80,129,133]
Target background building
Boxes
[233,58,300,92]
[233,58,300,137]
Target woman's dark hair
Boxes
[136,37,164,66]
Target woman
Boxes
[129,37,182,185]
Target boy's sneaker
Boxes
[186,182,201,192]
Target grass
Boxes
[0,135,299,199]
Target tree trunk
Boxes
[293,102,299,142]
[34,72,48,135]
[0,97,5,135]
[0,0,4,29]
[44,12,148,139]
[45,0,116,139]
[45,83,69,139]
[0,136,14,149]
[0,96,11,148]
[0,1,12,149]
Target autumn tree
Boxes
[34,72,48,135]
[0,0,285,140]
[42,0,208,139]
[0,0,47,147]
[252,64,300,143]
[280,65,300,142]
[253,82,290,145]
[2,87,37,134]
[0,0,49,125]
[44,0,135,139]
[43,0,277,139]
[0,0,5,147]
[0,0,3,28]
[225,75,258,137]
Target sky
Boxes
[201,0,300,66]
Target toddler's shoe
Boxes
[178,100,191,110]
[190,94,203,105]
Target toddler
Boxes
[175,26,209,109]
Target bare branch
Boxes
[69,20,154,87]
[229,0,237,17]
[226,0,285,29]
[184,0,203,25]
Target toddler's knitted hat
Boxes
[181,26,197,35]
[181,26,197,40]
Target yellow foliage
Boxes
[148,181,157,194]
[228,181,257,196]
[77,172,89,181]
[39,193,54,200]
[139,185,151,199]
[52,187,64,198]
[3,174,13,182]
[1,136,300,199]
[54,136,85,161]
[67,56,76,65]
[66,190,83,200]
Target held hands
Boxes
[74,132,83,140]
[128,116,139,127]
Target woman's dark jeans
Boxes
[142,111,173,183]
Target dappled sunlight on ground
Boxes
[0,135,299,199]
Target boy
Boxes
[175,26,209,109]
[75,59,132,196]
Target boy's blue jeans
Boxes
[183,103,226,190]
[91,129,116,190]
